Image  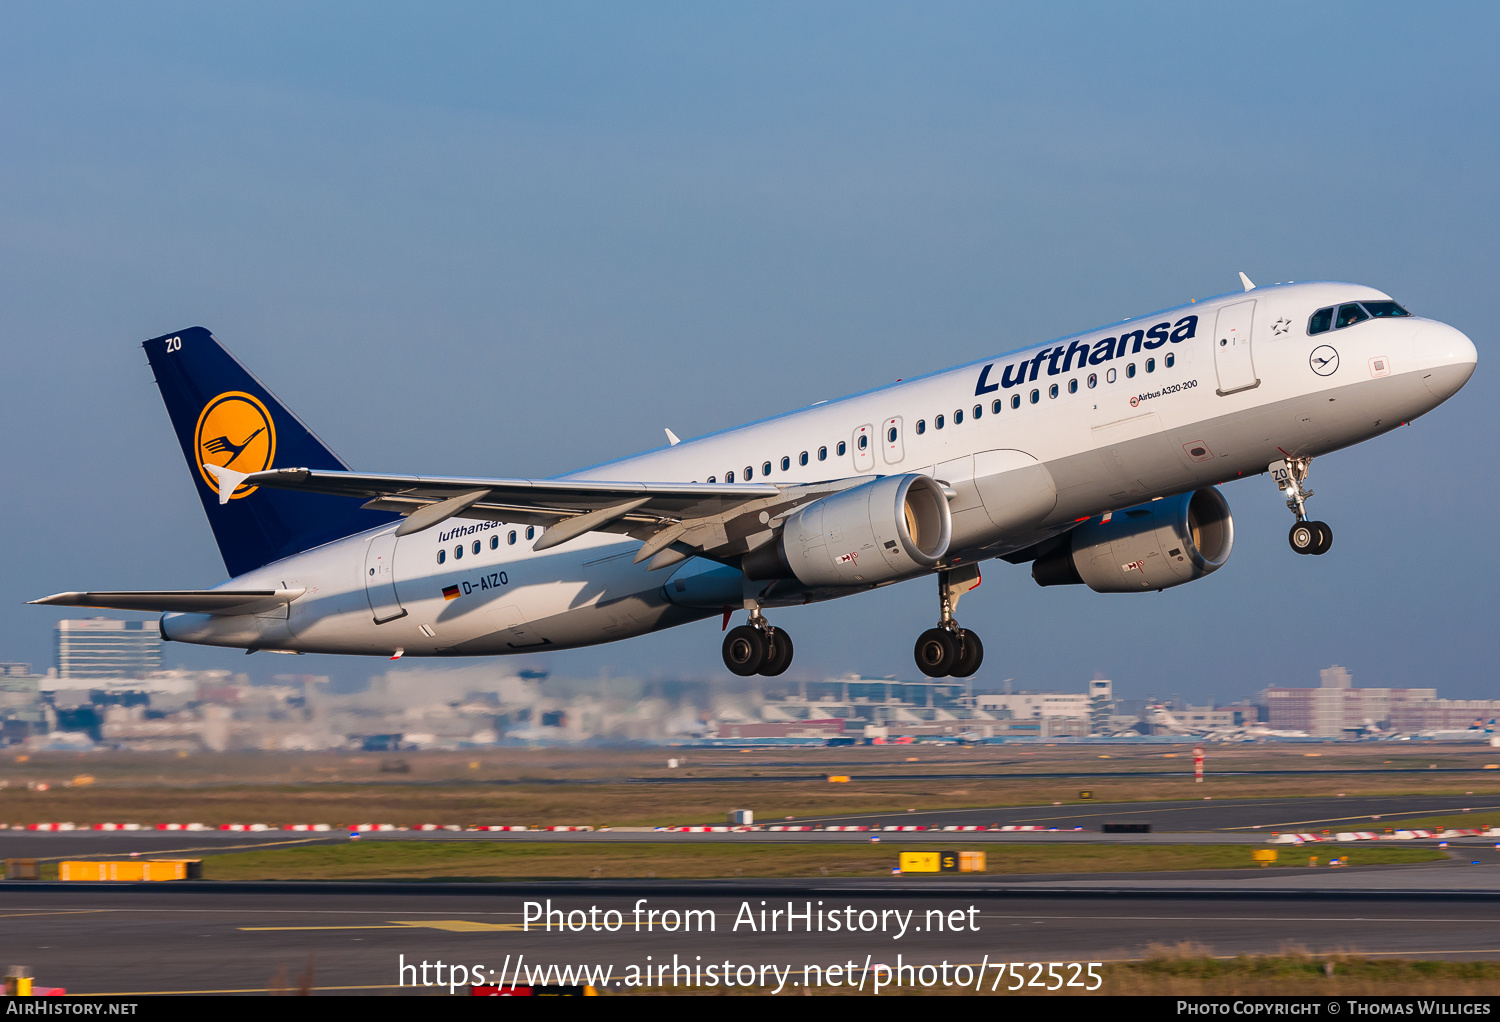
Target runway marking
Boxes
[0,910,110,919]
[77,984,407,995]
[240,920,524,932]
[796,798,1500,828]
[1223,805,1500,831]
[26,836,333,862]
[979,914,1500,924]
[238,925,410,931]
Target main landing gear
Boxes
[1272,457,1333,556]
[913,564,985,678]
[722,607,794,677]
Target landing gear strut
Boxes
[722,604,794,677]
[914,565,984,678]
[1271,457,1333,555]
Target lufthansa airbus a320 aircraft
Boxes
[33,277,1476,678]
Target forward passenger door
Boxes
[1213,300,1259,395]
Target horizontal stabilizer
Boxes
[29,590,305,615]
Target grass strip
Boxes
[172,840,1444,881]
[1099,944,1500,995]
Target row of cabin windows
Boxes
[435,525,535,564]
[701,351,1179,481]
[707,441,849,483]
[912,354,1174,433]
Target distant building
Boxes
[1088,678,1114,734]
[1171,704,1260,729]
[55,618,161,679]
[1260,664,1465,736]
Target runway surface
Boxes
[4,864,1500,995]
[4,794,1494,860]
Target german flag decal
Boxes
[442,584,461,601]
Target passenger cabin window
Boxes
[1030,389,1039,404]
[1165,353,1175,368]
[472,540,481,555]
[836,441,846,456]
[856,435,868,451]
[1336,303,1369,329]
[1146,358,1155,373]
[762,461,772,476]
[953,409,963,424]
[935,414,945,429]
[707,476,716,484]
[1308,307,1334,335]
[508,530,517,545]
[780,456,790,471]
[490,535,499,550]
[916,419,926,435]
[799,452,808,466]
[437,549,446,565]
[526,526,535,541]
[972,404,982,419]
[454,544,463,560]
[1011,394,1021,409]
[1068,378,1078,393]
[1048,383,1058,399]
[1106,368,1117,383]
[1087,373,1097,388]
[818,446,828,461]
[991,399,1002,414]
[887,426,897,442]
[726,470,735,483]
[1126,363,1136,378]
[744,466,753,481]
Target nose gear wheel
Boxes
[1272,458,1333,556]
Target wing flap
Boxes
[29,590,305,615]
[237,467,871,559]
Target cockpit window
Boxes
[1308,307,1334,335]
[1362,300,1410,319]
[1336,303,1370,329]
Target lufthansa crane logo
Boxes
[194,391,276,499]
[1309,345,1340,377]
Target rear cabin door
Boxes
[1213,300,1259,395]
[363,529,407,624]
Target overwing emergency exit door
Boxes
[1213,299,1259,395]
[363,529,407,624]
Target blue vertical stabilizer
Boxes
[144,327,397,577]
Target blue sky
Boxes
[1,3,1495,701]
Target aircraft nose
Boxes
[1413,320,1477,402]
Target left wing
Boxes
[207,465,870,569]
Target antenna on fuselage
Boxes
[665,428,682,446]
[1238,272,1256,292]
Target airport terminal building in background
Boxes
[5,617,1500,750]
[1261,665,1500,736]
[55,618,161,679]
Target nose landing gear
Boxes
[1272,457,1333,555]
[913,565,985,678]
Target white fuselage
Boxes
[162,281,1477,657]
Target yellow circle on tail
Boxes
[194,391,276,499]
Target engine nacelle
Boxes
[1031,487,1233,593]
[744,474,952,587]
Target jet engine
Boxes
[1031,487,1233,592]
[743,473,951,587]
